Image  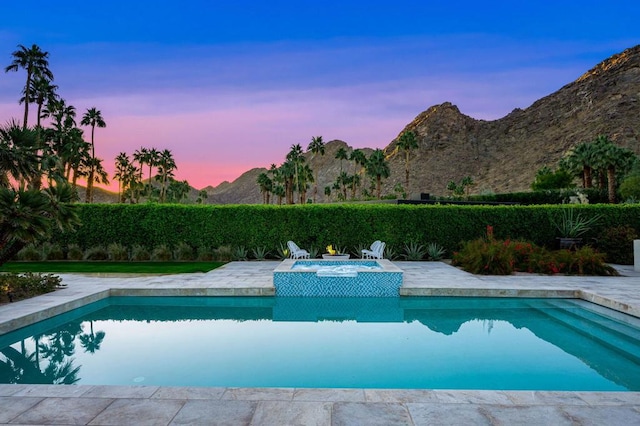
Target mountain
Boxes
[202,45,640,204]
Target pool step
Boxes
[529,300,640,363]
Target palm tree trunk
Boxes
[376,176,382,199]
[23,70,32,129]
[607,166,617,203]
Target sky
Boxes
[1,1,639,191]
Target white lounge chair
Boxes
[362,240,385,259]
[287,240,310,259]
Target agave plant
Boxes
[233,246,248,261]
[402,242,426,261]
[251,246,269,260]
[552,208,601,238]
[426,242,446,261]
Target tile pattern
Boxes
[274,271,403,297]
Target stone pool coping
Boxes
[0,261,639,424]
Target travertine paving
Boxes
[0,261,639,425]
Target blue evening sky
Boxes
[1,1,638,188]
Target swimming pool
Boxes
[1,296,639,390]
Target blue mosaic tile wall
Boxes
[273,271,403,297]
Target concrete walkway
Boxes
[0,261,639,425]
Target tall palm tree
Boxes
[257,172,273,204]
[4,44,54,129]
[307,136,325,203]
[23,76,58,130]
[592,135,637,203]
[80,108,106,203]
[156,149,176,203]
[83,157,109,203]
[114,152,131,202]
[335,146,348,174]
[286,144,304,204]
[366,149,390,199]
[396,130,418,194]
[349,148,367,199]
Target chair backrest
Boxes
[370,240,382,251]
[287,241,300,253]
[376,242,386,258]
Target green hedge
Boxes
[51,204,640,256]
[465,188,609,204]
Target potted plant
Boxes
[552,209,601,250]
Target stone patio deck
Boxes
[0,261,639,425]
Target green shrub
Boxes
[196,246,214,261]
[66,244,84,260]
[84,246,109,260]
[215,245,233,262]
[151,244,173,261]
[49,204,640,261]
[107,243,129,261]
[131,244,151,261]
[42,243,65,261]
[251,246,269,260]
[174,242,195,261]
[453,236,617,276]
[0,273,63,303]
[16,244,42,261]
[598,225,638,265]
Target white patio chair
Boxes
[362,241,385,259]
[287,240,310,259]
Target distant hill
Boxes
[201,44,640,204]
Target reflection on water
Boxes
[1,297,640,390]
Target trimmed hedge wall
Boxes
[51,204,640,255]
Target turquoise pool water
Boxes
[1,297,640,390]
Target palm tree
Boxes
[286,144,304,204]
[83,157,109,203]
[23,76,58,130]
[335,146,348,174]
[114,152,131,202]
[592,135,637,203]
[349,148,367,199]
[0,120,40,188]
[0,183,80,266]
[396,130,418,194]
[307,136,325,203]
[4,44,54,129]
[80,108,106,203]
[257,172,273,204]
[561,141,597,188]
[366,149,390,199]
[156,149,176,203]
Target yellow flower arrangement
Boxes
[326,245,337,255]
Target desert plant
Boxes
[251,246,269,260]
[151,244,173,261]
[66,244,84,260]
[131,244,151,261]
[552,208,601,238]
[275,243,289,260]
[233,246,248,261]
[598,225,638,265]
[196,246,215,261]
[383,244,399,260]
[16,244,42,261]
[107,243,129,261]
[426,242,446,261]
[83,246,109,261]
[307,246,320,259]
[215,245,233,262]
[403,242,426,261]
[174,242,195,261]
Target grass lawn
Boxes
[0,261,226,274]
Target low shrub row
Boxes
[0,273,63,303]
[452,228,619,276]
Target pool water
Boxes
[1,297,640,390]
